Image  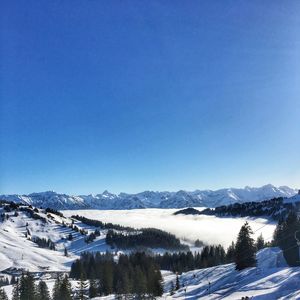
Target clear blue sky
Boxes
[1,1,299,195]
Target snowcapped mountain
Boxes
[0,184,297,210]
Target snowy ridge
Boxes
[0,184,297,210]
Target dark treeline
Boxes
[11,272,75,300]
[199,197,300,220]
[0,278,9,288]
[45,208,64,217]
[273,211,300,266]
[0,200,20,210]
[71,215,134,231]
[70,251,163,298]
[154,245,228,273]
[106,228,189,251]
[73,215,188,250]
[31,236,56,250]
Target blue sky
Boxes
[1,1,300,194]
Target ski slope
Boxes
[162,248,300,299]
[1,247,299,299]
[0,209,111,273]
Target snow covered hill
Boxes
[0,185,297,210]
[0,208,111,273]
[0,203,299,299]
[162,247,300,299]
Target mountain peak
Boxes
[1,185,297,210]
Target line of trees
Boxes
[11,273,51,300]
[31,236,56,250]
[199,197,300,220]
[45,208,64,217]
[70,251,163,298]
[106,228,189,251]
[154,245,227,273]
[73,214,188,250]
[71,215,134,231]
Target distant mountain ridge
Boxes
[0,184,297,210]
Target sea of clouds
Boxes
[63,208,276,248]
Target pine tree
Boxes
[36,280,50,300]
[52,274,62,300]
[88,279,98,299]
[19,273,36,300]
[102,262,113,295]
[133,266,147,297]
[12,280,20,300]
[60,275,72,300]
[151,269,163,297]
[175,274,180,290]
[10,276,17,285]
[0,289,8,300]
[235,222,256,270]
[256,233,265,251]
[76,274,88,300]
[273,212,300,266]
[226,241,235,263]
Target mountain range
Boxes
[0,184,297,210]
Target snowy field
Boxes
[2,247,299,300]
[62,208,276,248]
[160,247,300,300]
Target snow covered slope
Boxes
[0,209,111,273]
[163,247,300,299]
[0,185,297,210]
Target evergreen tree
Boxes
[235,222,256,270]
[19,273,36,300]
[226,242,235,263]
[52,274,61,300]
[12,280,20,300]
[10,276,17,285]
[256,233,265,251]
[59,275,72,300]
[76,274,88,300]
[175,274,180,290]
[88,279,98,299]
[273,212,300,266]
[102,262,113,295]
[150,269,163,297]
[36,280,50,300]
[133,266,147,297]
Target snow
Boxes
[0,206,299,299]
[0,210,113,273]
[62,208,276,248]
[1,247,299,300]
[161,248,300,299]
[1,184,297,210]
